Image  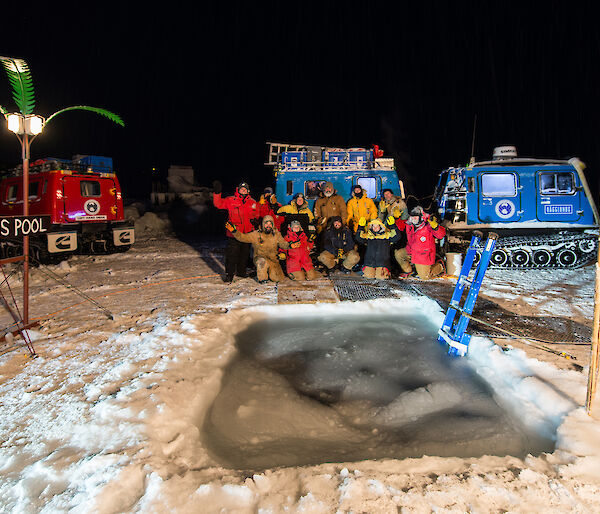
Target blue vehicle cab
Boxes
[265,142,405,211]
[433,146,599,268]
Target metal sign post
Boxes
[22,130,30,324]
[585,233,600,416]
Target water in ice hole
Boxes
[202,313,555,470]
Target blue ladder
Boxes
[438,231,498,356]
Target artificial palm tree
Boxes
[0,55,124,133]
[0,55,124,327]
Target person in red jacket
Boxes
[284,220,321,280]
[395,206,446,279]
[257,186,283,230]
[213,181,259,282]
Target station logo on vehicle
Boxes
[84,199,101,215]
[495,200,515,219]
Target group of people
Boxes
[213,181,446,284]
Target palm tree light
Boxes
[0,55,124,325]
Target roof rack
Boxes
[471,157,570,167]
[7,158,114,176]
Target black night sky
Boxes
[1,3,599,201]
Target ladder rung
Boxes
[458,276,472,287]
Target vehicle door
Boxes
[536,170,580,222]
[61,176,118,222]
[477,171,522,223]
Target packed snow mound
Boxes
[124,201,147,220]
[134,211,172,236]
[123,205,141,220]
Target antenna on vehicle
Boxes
[469,114,477,166]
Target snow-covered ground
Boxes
[1,234,599,513]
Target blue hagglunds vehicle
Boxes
[265,142,404,211]
[433,146,599,268]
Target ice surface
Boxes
[202,314,554,469]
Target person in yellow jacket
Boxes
[277,193,316,237]
[346,184,377,233]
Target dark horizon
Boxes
[1,3,599,202]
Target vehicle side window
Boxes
[481,173,517,197]
[304,180,327,199]
[356,177,378,199]
[80,180,101,197]
[539,172,574,195]
[29,181,40,198]
[7,184,18,202]
[468,177,475,193]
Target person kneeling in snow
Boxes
[395,206,446,280]
[318,216,360,273]
[355,216,401,279]
[226,215,289,283]
[284,220,321,281]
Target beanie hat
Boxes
[263,186,273,194]
[238,182,250,192]
[262,215,274,229]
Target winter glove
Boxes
[225,221,236,233]
[290,241,301,249]
[269,194,278,204]
[429,216,438,229]
[278,250,287,260]
[212,180,222,194]
[386,216,395,226]
[392,207,402,218]
[309,233,317,242]
[337,248,344,259]
[259,195,266,205]
[358,217,367,227]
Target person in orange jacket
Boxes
[213,181,259,282]
[395,206,446,279]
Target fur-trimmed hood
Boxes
[361,218,397,239]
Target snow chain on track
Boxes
[476,231,598,269]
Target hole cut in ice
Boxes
[202,312,555,470]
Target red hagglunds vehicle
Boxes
[0,155,135,262]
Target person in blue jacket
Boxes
[355,215,401,279]
[317,216,360,273]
